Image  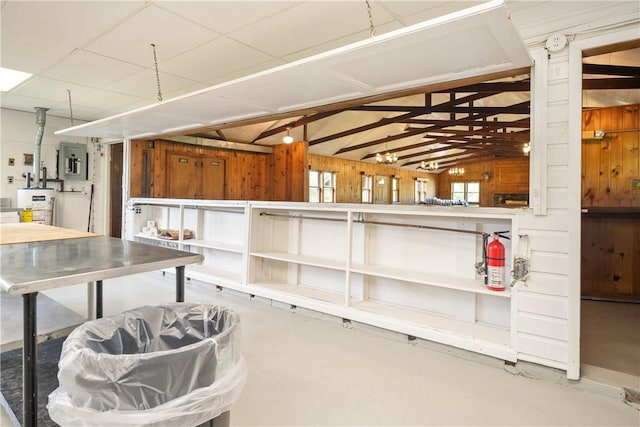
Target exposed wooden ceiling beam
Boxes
[339,101,530,156]
[583,63,640,77]
[401,118,530,128]
[582,78,640,90]
[419,128,530,140]
[434,80,530,92]
[252,109,348,142]
[309,91,498,147]
[349,105,530,114]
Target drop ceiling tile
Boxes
[0,93,61,111]
[1,1,144,47]
[85,4,220,66]
[12,77,94,103]
[48,104,104,124]
[228,2,394,58]
[105,70,199,99]
[161,36,273,83]
[0,34,75,74]
[282,21,402,63]
[206,58,285,86]
[385,1,483,26]
[71,89,146,111]
[41,50,144,88]
[162,82,211,100]
[157,1,297,35]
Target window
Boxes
[452,181,480,205]
[309,170,336,203]
[392,177,399,203]
[361,174,372,203]
[414,178,429,203]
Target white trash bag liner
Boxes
[47,303,247,427]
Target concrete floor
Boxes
[2,272,639,426]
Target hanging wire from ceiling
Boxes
[67,89,74,126]
[150,43,163,101]
[365,0,376,37]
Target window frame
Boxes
[309,170,336,203]
[451,181,480,205]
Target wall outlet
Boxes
[8,176,14,184]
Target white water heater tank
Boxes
[17,188,55,225]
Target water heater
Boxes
[17,188,55,225]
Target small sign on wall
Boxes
[632,178,640,192]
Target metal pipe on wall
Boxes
[32,107,49,187]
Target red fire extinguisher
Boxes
[487,233,505,291]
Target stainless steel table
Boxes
[0,236,203,427]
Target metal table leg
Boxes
[176,265,185,302]
[96,280,103,318]
[23,292,38,427]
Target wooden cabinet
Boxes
[166,153,225,199]
[126,199,520,362]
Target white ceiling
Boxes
[1,0,638,167]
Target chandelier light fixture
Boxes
[376,142,398,164]
[448,167,465,176]
[419,160,438,171]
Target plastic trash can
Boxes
[47,303,247,427]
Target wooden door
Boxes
[167,153,201,199]
[374,175,391,204]
[201,158,226,200]
[109,143,123,237]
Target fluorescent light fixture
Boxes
[0,67,33,91]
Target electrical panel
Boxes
[59,142,87,180]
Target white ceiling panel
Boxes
[215,68,366,112]
[56,0,531,139]
[156,1,297,35]
[152,92,273,125]
[12,77,94,104]
[0,34,75,74]
[0,1,144,48]
[0,93,61,111]
[160,36,274,83]
[71,89,145,111]
[104,70,198,99]
[41,50,144,88]
[85,4,220,66]
[391,1,484,26]
[326,23,510,92]
[228,1,394,58]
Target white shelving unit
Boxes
[126,198,249,286]
[126,199,520,361]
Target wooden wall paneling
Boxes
[598,109,613,206]
[622,105,639,207]
[270,142,307,202]
[308,154,437,204]
[437,158,529,206]
[129,140,146,197]
[582,108,601,206]
[582,215,640,299]
[608,106,624,206]
[582,104,640,207]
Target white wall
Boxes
[0,108,107,233]
[518,3,638,379]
